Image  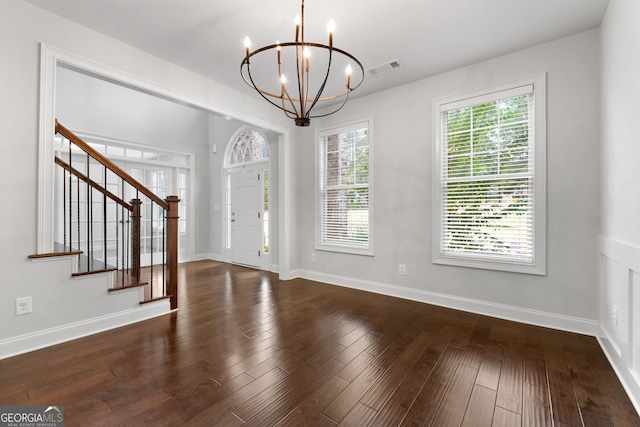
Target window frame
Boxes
[432,73,546,275]
[225,127,269,169]
[315,116,374,256]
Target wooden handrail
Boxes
[55,157,132,211]
[55,120,169,211]
[54,119,179,310]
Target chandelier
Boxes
[241,0,364,127]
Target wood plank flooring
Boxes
[1,260,638,426]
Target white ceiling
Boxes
[24,0,610,103]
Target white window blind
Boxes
[318,121,371,252]
[434,75,546,274]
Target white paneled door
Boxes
[231,165,261,267]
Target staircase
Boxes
[29,120,179,310]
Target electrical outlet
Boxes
[16,297,32,316]
[399,264,406,275]
[613,305,618,326]
[311,253,316,262]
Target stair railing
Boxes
[53,120,179,310]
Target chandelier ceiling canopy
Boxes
[241,0,364,127]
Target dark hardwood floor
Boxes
[1,260,638,426]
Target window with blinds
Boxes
[317,119,373,255]
[433,75,546,274]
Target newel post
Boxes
[166,196,180,310]
[130,199,142,281]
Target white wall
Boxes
[207,115,234,260]
[294,29,601,333]
[599,0,640,412]
[0,0,289,357]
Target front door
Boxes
[231,164,261,267]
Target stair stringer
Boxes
[0,254,170,360]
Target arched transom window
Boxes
[227,129,269,166]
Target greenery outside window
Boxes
[317,118,374,255]
[433,74,546,274]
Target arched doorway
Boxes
[224,128,270,269]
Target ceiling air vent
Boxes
[367,60,403,77]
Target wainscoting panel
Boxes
[599,236,640,414]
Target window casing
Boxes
[433,74,546,274]
[316,118,374,255]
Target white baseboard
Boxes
[598,326,640,417]
[296,269,597,336]
[0,300,170,360]
[193,252,223,262]
[194,255,278,274]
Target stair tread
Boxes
[110,270,149,291]
[29,242,83,259]
[28,251,82,259]
[76,256,116,274]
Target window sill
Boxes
[433,253,545,275]
[316,243,374,257]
